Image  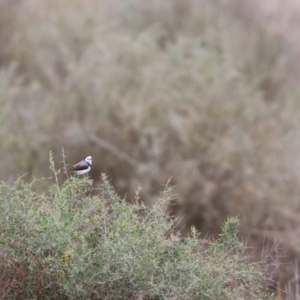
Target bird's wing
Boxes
[69,160,89,171]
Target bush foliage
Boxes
[0,171,273,299]
[1,0,300,296]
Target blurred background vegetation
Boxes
[1,0,300,297]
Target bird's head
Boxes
[85,156,92,165]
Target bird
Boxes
[69,156,92,175]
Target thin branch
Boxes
[88,133,161,180]
[88,133,141,168]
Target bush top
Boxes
[0,174,273,299]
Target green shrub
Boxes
[0,171,273,299]
[1,0,299,296]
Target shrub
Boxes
[1,0,300,296]
[0,171,273,299]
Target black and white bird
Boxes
[69,156,92,175]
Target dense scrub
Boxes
[0,169,273,299]
[1,1,300,297]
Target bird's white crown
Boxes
[85,156,92,165]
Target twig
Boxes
[61,147,69,179]
[165,176,173,188]
[88,133,141,168]
[88,133,161,180]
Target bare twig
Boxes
[88,133,140,168]
[88,133,160,180]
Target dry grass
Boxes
[1,0,300,297]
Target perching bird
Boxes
[69,156,92,175]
